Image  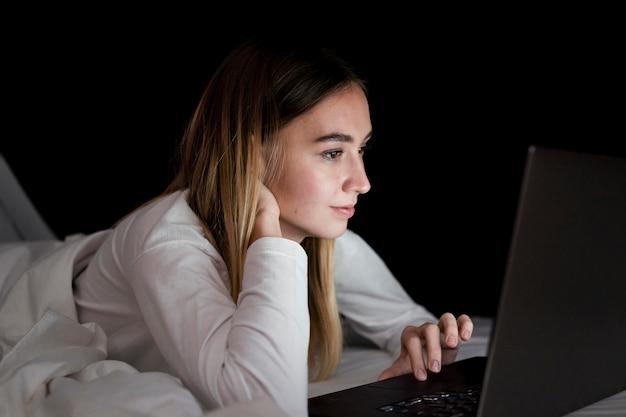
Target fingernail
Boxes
[447,335,457,346]
[431,360,440,372]
[462,330,471,340]
[416,369,427,381]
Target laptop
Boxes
[309,146,626,417]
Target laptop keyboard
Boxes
[377,384,481,416]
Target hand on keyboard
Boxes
[378,313,473,381]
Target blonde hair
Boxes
[160,39,366,381]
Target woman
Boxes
[73,39,473,416]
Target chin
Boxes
[283,218,347,241]
[309,224,347,240]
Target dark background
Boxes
[2,21,623,318]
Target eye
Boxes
[359,142,372,157]
[322,149,343,161]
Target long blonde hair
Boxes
[162,39,366,381]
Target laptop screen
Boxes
[478,146,626,416]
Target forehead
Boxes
[280,84,372,143]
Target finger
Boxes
[404,327,428,381]
[438,312,459,348]
[422,323,442,373]
[377,355,412,381]
[377,368,394,381]
[457,314,474,341]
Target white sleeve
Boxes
[126,237,309,417]
[334,230,437,357]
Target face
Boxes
[270,84,372,242]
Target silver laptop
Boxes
[309,146,626,417]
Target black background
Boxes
[2,17,623,318]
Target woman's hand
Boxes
[378,313,473,381]
[249,181,282,245]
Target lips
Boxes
[331,205,356,218]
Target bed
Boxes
[1,154,624,416]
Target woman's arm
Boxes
[126,237,309,416]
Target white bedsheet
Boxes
[0,235,624,416]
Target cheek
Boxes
[276,170,330,213]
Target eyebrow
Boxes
[313,130,373,145]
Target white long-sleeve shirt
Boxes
[74,190,435,416]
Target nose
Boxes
[344,156,371,195]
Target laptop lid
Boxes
[477,146,626,416]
